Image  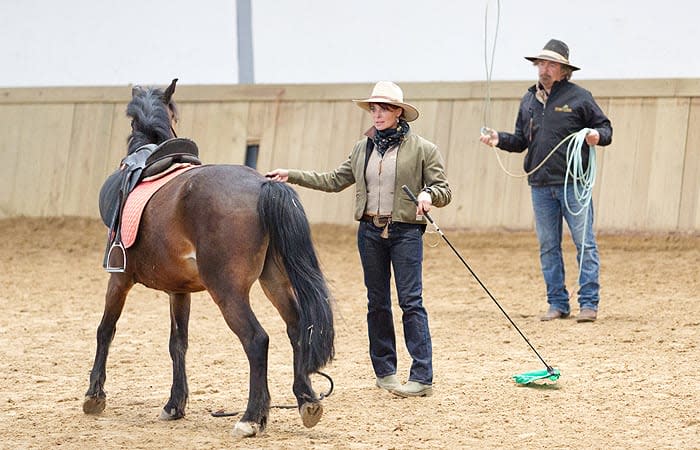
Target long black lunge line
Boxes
[402,185,555,374]
[211,371,334,418]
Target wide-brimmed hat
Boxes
[352,81,420,122]
[524,39,580,71]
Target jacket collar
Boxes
[529,79,568,105]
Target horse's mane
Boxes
[126,82,177,154]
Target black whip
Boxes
[403,185,555,374]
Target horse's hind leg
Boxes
[160,292,191,420]
[83,274,134,414]
[209,285,270,437]
[259,262,323,429]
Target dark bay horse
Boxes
[83,80,335,438]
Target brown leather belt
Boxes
[361,214,392,227]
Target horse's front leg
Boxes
[160,292,191,420]
[83,274,134,414]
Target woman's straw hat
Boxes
[352,81,420,122]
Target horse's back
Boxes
[155,164,264,220]
[177,164,263,198]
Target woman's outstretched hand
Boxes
[265,169,289,182]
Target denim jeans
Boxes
[357,221,432,385]
[531,185,600,314]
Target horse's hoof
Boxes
[232,421,260,438]
[159,407,184,421]
[82,395,106,414]
[300,402,323,428]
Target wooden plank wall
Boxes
[1,80,699,232]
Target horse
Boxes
[83,79,335,438]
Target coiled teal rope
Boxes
[564,128,596,215]
[487,128,598,284]
[564,128,596,279]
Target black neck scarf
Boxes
[373,118,409,155]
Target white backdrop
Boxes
[2,0,698,87]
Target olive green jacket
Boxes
[287,131,451,224]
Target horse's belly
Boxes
[138,275,206,293]
[132,250,205,292]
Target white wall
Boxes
[2,0,699,87]
[1,0,237,87]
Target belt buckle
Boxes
[372,216,389,227]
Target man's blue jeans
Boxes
[357,221,432,385]
[531,185,600,314]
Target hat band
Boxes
[366,95,403,103]
[536,49,570,64]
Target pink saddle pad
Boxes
[121,164,196,248]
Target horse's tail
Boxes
[258,181,335,374]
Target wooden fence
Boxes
[1,79,699,232]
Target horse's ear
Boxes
[131,86,143,98]
[163,78,178,103]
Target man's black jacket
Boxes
[496,79,613,186]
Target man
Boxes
[479,39,612,323]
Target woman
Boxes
[266,81,451,398]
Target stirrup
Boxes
[105,241,127,272]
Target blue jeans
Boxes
[357,221,432,385]
[531,185,600,314]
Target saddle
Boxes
[99,138,201,272]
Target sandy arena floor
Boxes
[0,217,698,449]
